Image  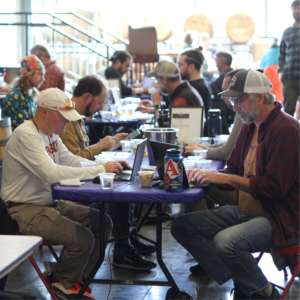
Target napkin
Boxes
[60,179,85,186]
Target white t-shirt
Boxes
[2,120,106,205]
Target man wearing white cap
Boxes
[171,70,299,299]
[136,60,204,113]
[1,88,131,299]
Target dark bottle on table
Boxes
[164,149,183,192]
[207,109,222,138]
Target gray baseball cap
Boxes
[218,69,272,97]
[146,61,180,78]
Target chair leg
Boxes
[28,255,58,300]
[279,255,300,300]
[48,246,59,261]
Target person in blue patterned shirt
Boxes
[1,55,45,130]
[278,0,300,116]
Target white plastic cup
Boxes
[99,173,115,189]
[100,111,112,121]
[199,137,212,145]
[80,161,96,167]
[193,149,205,157]
[196,160,212,170]
[197,149,208,159]
[183,163,195,170]
[120,140,133,153]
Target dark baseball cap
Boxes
[218,69,272,97]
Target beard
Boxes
[180,72,190,80]
[160,85,171,96]
[84,101,94,117]
[237,104,260,124]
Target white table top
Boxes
[0,235,42,279]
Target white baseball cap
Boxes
[36,88,81,121]
[146,61,180,78]
[218,70,272,97]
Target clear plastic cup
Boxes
[197,149,208,159]
[138,171,154,187]
[193,149,205,157]
[183,163,195,170]
[99,173,115,189]
[109,104,118,117]
[187,156,200,161]
[200,137,212,145]
[100,111,112,121]
[80,161,96,167]
[196,160,212,170]
[120,140,133,153]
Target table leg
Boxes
[76,202,106,299]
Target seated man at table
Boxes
[59,75,128,159]
[60,75,157,272]
[1,55,45,130]
[171,70,299,299]
[30,44,66,92]
[1,88,132,299]
[136,61,204,113]
[104,51,148,96]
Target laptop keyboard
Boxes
[114,171,132,181]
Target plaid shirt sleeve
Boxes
[39,63,66,92]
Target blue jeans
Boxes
[171,205,298,296]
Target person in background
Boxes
[260,38,283,102]
[1,55,45,130]
[105,51,148,96]
[278,0,300,116]
[183,31,194,49]
[172,70,299,300]
[31,44,66,92]
[59,75,128,159]
[210,51,234,134]
[178,47,211,119]
[136,61,204,114]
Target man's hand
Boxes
[114,133,128,141]
[184,144,207,155]
[135,105,155,114]
[103,161,123,174]
[151,90,162,106]
[117,160,132,170]
[98,136,118,152]
[188,169,225,184]
[139,100,153,107]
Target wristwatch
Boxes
[154,104,160,110]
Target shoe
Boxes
[51,282,95,300]
[189,264,208,276]
[130,236,156,255]
[230,283,250,300]
[44,271,92,294]
[250,284,280,299]
[112,245,157,271]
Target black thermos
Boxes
[207,109,222,137]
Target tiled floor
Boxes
[4,221,300,300]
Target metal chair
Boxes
[257,245,300,300]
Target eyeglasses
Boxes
[229,94,248,106]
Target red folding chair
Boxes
[257,244,300,300]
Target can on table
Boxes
[164,148,183,192]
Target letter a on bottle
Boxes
[166,159,179,179]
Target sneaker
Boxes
[112,245,157,271]
[250,284,280,299]
[189,263,208,276]
[130,236,156,255]
[51,282,95,300]
[44,271,92,294]
[230,283,250,300]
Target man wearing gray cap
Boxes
[1,88,131,299]
[136,61,204,113]
[171,70,299,299]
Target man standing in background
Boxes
[278,0,300,116]
[31,44,66,92]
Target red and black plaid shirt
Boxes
[221,102,300,246]
[39,60,65,92]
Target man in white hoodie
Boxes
[1,88,130,300]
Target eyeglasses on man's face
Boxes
[229,94,248,106]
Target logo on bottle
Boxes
[165,159,180,179]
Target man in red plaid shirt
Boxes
[172,70,299,300]
[31,45,65,92]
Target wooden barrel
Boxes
[0,117,12,166]
[184,14,213,36]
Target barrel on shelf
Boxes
[0,117,12,166]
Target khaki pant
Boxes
[8,200,112,289]
[184,187,238,213]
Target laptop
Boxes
[114,138,147,181]
[150,140,227,188]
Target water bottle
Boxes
[157,109,170,128]
[207,109,222,138]
[164,149,183,192]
